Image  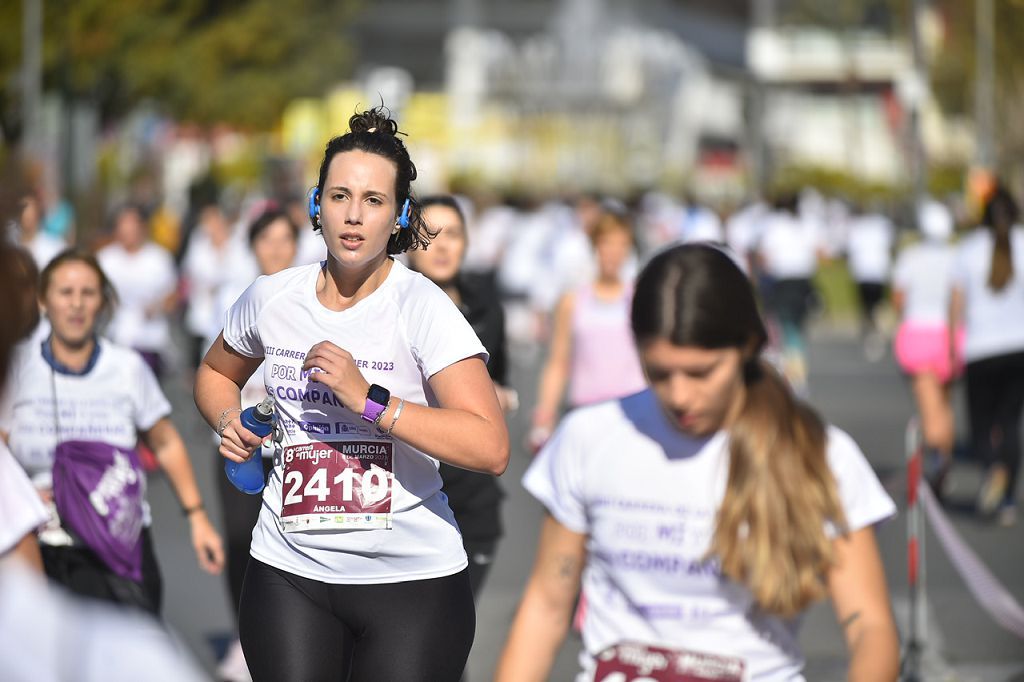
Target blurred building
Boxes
[346,0,751,197]
[288,0,972,199]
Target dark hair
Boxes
[248,208,299,247]
[0,245,40,381]
[418,195,467,247]
[982,184,1018,292]
[418,195,466,226]
[632,244,767,353]
[40,248,118,322]
[631,243,845,617]
[313,106,436,254]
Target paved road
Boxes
[148,325,1024,681]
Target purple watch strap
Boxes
[361,398,387,423]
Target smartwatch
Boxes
[361,384,391,423]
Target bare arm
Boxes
[194,332,266,464]
[828,526,900,682]
[948,286,964,370]
[890,287,905,319]
[303,342,509,475]
[3,533,43,572]
[532,293,575,433]
[495,514,587,682]
[142,417,224,575]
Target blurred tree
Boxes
[929,0,1024,176]
[0,0,359,142]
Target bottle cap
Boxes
[255,397,275,421]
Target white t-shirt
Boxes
[25,233,65,271]
[892,240,956,326]
[845,214,894,284]
[678,205,724,243]
[223,259,488,584]
[0,561,207,682]
[757,212,819,280]
[295,227,328,267]
[0,339,170,539]
[97,242,178,354]
[524,389,896,682]
[181,230,236,339]
[951,227,1024,362]
[0,441,48,556]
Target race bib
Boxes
[594,642,745,682]
[280,441,393,532]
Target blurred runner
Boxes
[950,184,1024,526]
[845,203,895,362]
[754,192,821,395]
[497,243,898,682]
[0,241,207,682]
[97,204,178,380]
[892,199,962,498]
[409,195,513,605]
[1,249,223,614]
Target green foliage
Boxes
[769,164,898,204]
[1,0,359,136]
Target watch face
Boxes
[367,384,390,406]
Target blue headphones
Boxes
[398,198,411,229]
[308,187,320,225]
[307,187,410,229]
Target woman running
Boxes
[1,249,223,613]
[194,107,509,682]
[530,211,647,451]
[497,243,899,681]
[892,199,962,496]
[408,194,512,602]
[950,184,1024,526]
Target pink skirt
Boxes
[894,323,964,382]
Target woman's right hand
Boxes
[219,417,265,463]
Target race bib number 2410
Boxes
[279,440,393,532]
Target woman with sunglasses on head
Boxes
[195,107,509,682]
[497,243,898,682]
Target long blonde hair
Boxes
[631,244,846,617]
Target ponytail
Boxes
[709,361,846,618]
[982,185,1018,292]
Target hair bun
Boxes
[348,107,399,137]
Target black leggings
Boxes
[966,350,1024,505]
[239,559,475,682]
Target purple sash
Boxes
[52,440,146,582]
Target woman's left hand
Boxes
[188,511,225,575]
[302,341,370,413]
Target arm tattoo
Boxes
[554,554,579,581]
[840,611,862,630]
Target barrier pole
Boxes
[901,417,925,681]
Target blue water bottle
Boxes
[224,397,275,494]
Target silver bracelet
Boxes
[216,407,242,437]
[384,398,405,436]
